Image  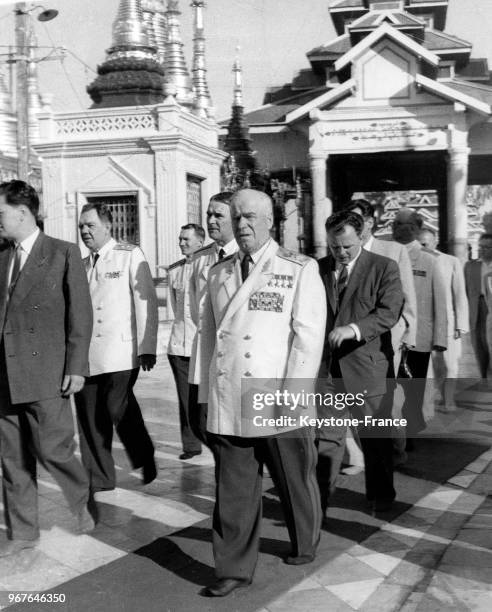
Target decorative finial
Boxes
[233,46,243,107]
[163,0,193,106]
[191,0,213,118]
[141,0,167,65]
[110,0,155,53]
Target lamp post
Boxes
[14,2,58,180]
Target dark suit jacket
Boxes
[464,259,483,333]
[0,232,93,404]
[318,249,403,397]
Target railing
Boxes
[55,109,158,137]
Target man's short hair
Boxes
[479,233,492,241]
[325,210,364,236]
[0,180,40,217]
[181,223,205,241]
[346,199,375,219]
[209,192,234,206]
[80,202,113,225]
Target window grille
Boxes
[86,194,139,245]
[186,175,202,225]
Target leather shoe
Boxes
[142,459,157,484]
[202,578,251,597]
[0,538,39,557]
[76,506,96,534]
[284,553,315,565]
[372,499,394,513]
[179,451,202,460]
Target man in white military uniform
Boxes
[187,192,238,443]
[198,189,326,598]
[419,228,469,410]
[393,209,448,439]
[167,223,205,459]
[75,203,158,492]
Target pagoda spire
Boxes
[223,50,256,184]
[191,0,213,118]
[87,0,165,108]
[141,0,167,65]
[26,25,42,144]
[163,0,193,106]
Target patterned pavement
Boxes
[0,329,491,611]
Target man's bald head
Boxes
[418,228,438,251]
[231,189,273,254]
[392,207,423,244]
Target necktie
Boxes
[9,245,22,296]
[336,264,348,305]
[218,248,226,261]
[241,254,253,283]
[92,253,99,268]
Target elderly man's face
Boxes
[327,224,362,265]
[419,230,438,251]
[231,192,272,254]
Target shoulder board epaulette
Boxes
[168,258,186,271]
[211,254,235,268]
[113,242,137,251]
[277,247,310,266]
[421,246,439,257]
[193,243,215,257]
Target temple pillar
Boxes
[310,153,331,258]
[446,147,469,262]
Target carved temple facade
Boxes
[231,0,492,259]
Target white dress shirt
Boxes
[8,227,40,286]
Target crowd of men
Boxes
[0,179,490,598]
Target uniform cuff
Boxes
[349,323,361,341]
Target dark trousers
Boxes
[0,386,90,540]
[317,363,395,508]
[402,350,431,435]
[188,391,209,448]
[208,427,321,581]
[471,296,490,378]
[74,368,154,491]
[167,355,201,453]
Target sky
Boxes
[1,0,492,120]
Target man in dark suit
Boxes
[317,210,404,514]
[465,233,492,378]
[0,180,94,557]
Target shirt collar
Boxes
[17,227,40,255]
[93,237,115,260]
[215,239,237,257]
[239,238,272,264]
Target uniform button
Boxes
[96,306,102,311]
[218,332,224,339]
[32,351,39,356]
[32,305,39,310]
[217,351,224,357]
[97,319,102,323]
[244,352,251,358]
[96,333,102,338]
[217,370,225,376]
[244,335,251,340]
[28,328,34,333]
[244,371,252,377]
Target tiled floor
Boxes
[0,328,491,611]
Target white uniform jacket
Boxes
[85,238,158,376]
[435,251,469,336]
[405,240,448,352]
[188,240,238,384]
[198,239,327,437]
[366,237,417,348]
[167,258,195,357]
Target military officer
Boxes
[167,223,205,460]
[419,228,469,410]
[187,192,238,443]
[75,203,158,492]
[198,189,326,598]
[393,209,448,438]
